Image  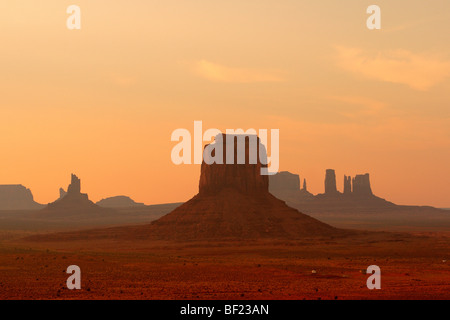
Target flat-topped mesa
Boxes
[199,134,269,195]
[0,185,43,210]
[269,171,300,194]
[344,175,352,194]
[324,169,338,194]
[352,173,373,196]
[96,196,145,208]
[146,134,341,241]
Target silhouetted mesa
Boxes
[325,169,338,194]
[0,185,43,210]
[268,171,300,193]
[144,134,341,240]
[96,196,145,208]
[269,172,315,203]
[352,174,373,196]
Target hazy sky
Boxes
[0,1,449,207]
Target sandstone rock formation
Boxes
[269,171,314,202]
[344,175,352,194]
[271,169,394,214]
[199,134,268,195]
[145,134,340,240]
[96,196,145,208]
[352,174,373,196]
[59,188,67,200]
[325,169,338,194]
[299,178,314,199]
[67,174,81,194]
[0,185,43,210]
[268,171,300,194]
[43,174,107,214]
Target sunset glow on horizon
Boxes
[0,0,449,207]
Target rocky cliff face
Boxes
[67,174,81,194]
[344,175,352,194]
[59,188,67,200]
[199,134,269,195]
[325,169,338,194]
[61,174,89,201]
[352,174,373,196]
[299,178,315,199]
[0,185,43,210]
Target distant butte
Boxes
[0,185,43,210]
[270,169,396,212]
[324,169,338,195]
[137,134,344,240]
[96,196,145,208]
[42,174,110,214]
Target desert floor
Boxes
[1,230,449,300]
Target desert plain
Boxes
[0,220,449,300]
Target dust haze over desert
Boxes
[0,0,449,301]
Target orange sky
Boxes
[0,1,449,207]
